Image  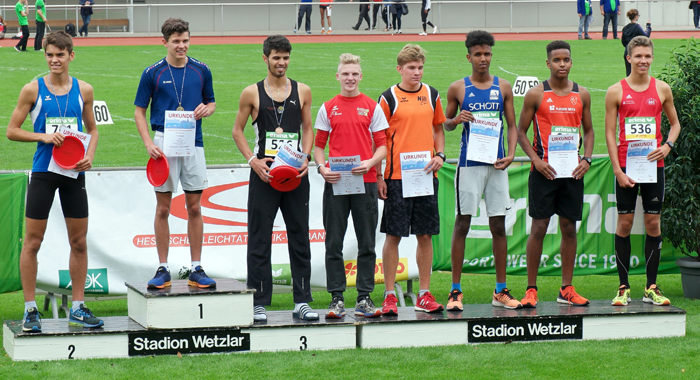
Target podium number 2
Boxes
[68,344,75,359]
[198,303,203,319]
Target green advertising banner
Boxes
[0,173,26,293]
[434,158,683,276]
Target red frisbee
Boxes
[52,135,85,170]
[269,165,301,192]
[147,155,170,187]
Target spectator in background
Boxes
[372,0,385,30]
[320,0,332,34]
[621,9,651,76]
[79,0,92,37]
[600,0,620,40]
[15,0,29,52]
[419,0,437,35]
[0,15,6,40]
[577,0,593,40]
[295,0,312,34]
[382,0,392,31]
[390,0,405,34]
[690,1,700,29]
[351,0,371,31]
[34,0,47,51]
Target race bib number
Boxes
[46,117,79,134]
[625,117,656,140]
[265,132,299,156]
[513,76,539,97]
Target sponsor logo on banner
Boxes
[344,258,409,287]
[468,317,583,343]
[133,230,326,248]
[58,268,109,294]
[271,264,292,285]
[128,330,250,356]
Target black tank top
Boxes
[253,79,303,158]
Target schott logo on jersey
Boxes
[468,102,499,111]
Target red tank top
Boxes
[617,77,663,167]
[532,80,583,164]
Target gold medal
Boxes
[176,106,184,111]
[275,127,283,134]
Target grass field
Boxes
[0,38,689,169]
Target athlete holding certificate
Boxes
[517,40,594,308]
[604,36,681,307]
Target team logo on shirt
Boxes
[357,108,369,116]
[399,96,409,103]
[468,92,476,97]
[330,105,342,116]
[546,98,554,103]
[570,96,578,105]
[45,95,52,101]
[490,90,499,100]
[646,98,658,106]
[163,80,172,84]
[417,96,428,105]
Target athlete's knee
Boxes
[644,217,660,235]
[530,219,549,239]
[453,216,472,237]
[69,234,88,253]
[616,216,634,235]
[186,201,202,217]
[559,220,577,241]
[489,218,506,238]
[155,203,170,219]
[22,235,44,254]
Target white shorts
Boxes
[153,131,208,193]
[455,165,509,217]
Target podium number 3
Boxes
[68,344,75,359]
[300,336,307,351]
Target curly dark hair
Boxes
[546,40,570,57]
[263,35,292,57]
[465,30,495,53]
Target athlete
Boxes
[7,31,103,332]
[135,18,217,290]
[377,44,446,316]
[232,35,318,321]
[314,53,388,319]
[604,36,681,306]
[517,40,595,308]
[444,31,521,311]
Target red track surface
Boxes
[70,31,698,47]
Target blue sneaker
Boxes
[22,307,42,332]
[188,265,216,288]
[69,305,104,328]
[147,266,171,289]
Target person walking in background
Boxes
[419,0,437,35]
[621,9,650,76]
[295,0,312,34]
[79,0,92,37]
[689,1,700,29]
[351,0,371,31]
[600,0,620,40]
[34,0,46,51]
[577,0,593,40]
[320,0,332,34]
[15,0,29,52]
[371,0,385,30]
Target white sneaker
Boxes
[398,29,402,34]
[433,25,438,34]
[419,31,427,36]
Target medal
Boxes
[265,78,289,136]
[275,127,283,134]
[167,59,187,113]
[47,76,72,134]
[176,106,184,111]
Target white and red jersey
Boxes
[617,77,664,167]
[314,93,389,182]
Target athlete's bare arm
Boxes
[572,86,594,180]
[426,122,445,173]
[648,79,681,162]
[74,80,99,172]
[134,106,162,159]
[517,84,555,179]
[444,79,471,131]
[495,79,517,170]
[232,84,272,182]
[297,82,314,177]
[603,82,634,187]
[6,81,65,146]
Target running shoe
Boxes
[188,265,216,288]
[419,32,427,36]
[382,293,399,316]
[327,30,333,34]
[643,285,671,306]
[147,266,171,289]
[521,288,538,308]
[355,296,382,318]
[69,305,104,328]
[432,25,438,34]
[321,30,326,34]
[22,307,42,332]
[326,296,346,319]
[612,285,631,306]
[415,291,444,313]
[292,303,319,320]
[446,289,464,311]
[557,286,590,306]
[492,288,523,309]
[253,305,267,322]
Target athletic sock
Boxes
[385,290,396,298]
[24,301,38,313]
[159,263,169,272]
[328,27,332,31]
[419,289,429,297]
[451,283,462,292]
[495,282,507,293]
[526,285,538,291]
[191,261,201,271]
[71,300,84,312]
[615,234,632,287]
[645,234,663,288]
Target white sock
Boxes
[159,263,169,272]
[419,289,429,297]
[71,300,84,312]
[191,261,201,271]
[24,301,38,313]
[385,290,396,298]
[329,27,332,31]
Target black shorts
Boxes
[25,172,88,220]
[380,178,439,237]
[320,4,329,10]
[528,169,583,221]
[616,167,665,215]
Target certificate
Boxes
[163,110,196,157]
[400,151,434,198]
[48,125,91,179]
[626,139,657,183]
[466,117,502,164]
[329,156,365,195]
[270,143,305,170]
[547,134,578,179]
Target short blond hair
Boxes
[338,53,361,72]
[627,36,654,56]
[397,44,426,66]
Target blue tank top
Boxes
[458,76,505,167]
[29,77,84,172]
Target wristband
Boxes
[247,156,255,165]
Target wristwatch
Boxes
[665,141,675,150]
[306,153,312,162]
[317,164,324,174]
[582,156,592,165]
[435,152,446,162]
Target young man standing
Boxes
[7,31,102,332]
[34,0,47,51]
[377,44,446,315]
[444,31,521,311]
[14,0,29,52]
[314,53,389,319]
[517,40,595,308]
[232,35,318,321]
[604,36,681,306]
[135,18,217,290]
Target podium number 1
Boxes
[198,303,203,319]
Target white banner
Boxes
[37,167,419,296]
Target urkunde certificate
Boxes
[547,134,578,179]
[400,151,434,198]
[466,117,502,164]
[163,110,196,157]
[329,156,365,195]
[270,143,305,170]
[626,139,657,183]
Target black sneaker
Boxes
[22,307,42,332]
[351,26,359,30]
